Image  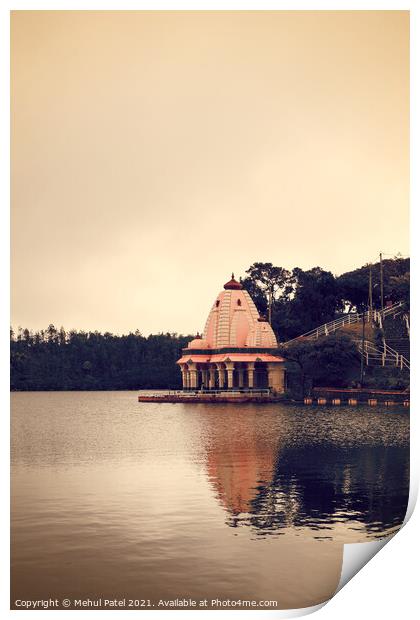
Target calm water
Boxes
[11,391,409,610]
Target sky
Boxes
[11,10,409,336]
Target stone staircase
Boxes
[282,301,410,373]
[357,339,410,371]
[382,312,410,361]
[282,301,405,345]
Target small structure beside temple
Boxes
[138,274,287,403]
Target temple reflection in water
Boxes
[202,406,409,540]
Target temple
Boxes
[176,274,286,396]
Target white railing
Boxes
[381,301,406,318]
[283,301,405,345]
[356,339,410,371]
[403,313,410,337]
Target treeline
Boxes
[10,328,191,391]
[10,256,409,391]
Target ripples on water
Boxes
[11,391,409,609]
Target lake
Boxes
[11,391,409,610]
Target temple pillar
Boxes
[201,368,209,389]
[267,364,273,391]
[225,362,234,389]
[216,364,226,389]
[209,367,216,390]
[237,368,244,388]
[209,367,216,389]
[267,363,286,394]
[247,362,255,389]
[181,366,189,390]
[189,363,198,389]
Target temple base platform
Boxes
[138,389,287,404]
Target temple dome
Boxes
[201,276,278,349]
[187,336,210,349]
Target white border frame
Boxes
[3,3,417,618]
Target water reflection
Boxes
[11,393,410,609]
[201,406,409,540]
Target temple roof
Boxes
[182,274,279,354]
[194,276,278,349]
[223,273,243,290]
[177,353,285,365]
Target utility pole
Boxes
[268,287,272,325]
[360,311,365,388]
[368,265,373,314]
[380,252,384,311]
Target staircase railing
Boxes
[356,339,410,371]
[403,313,410,337]
[283,301,405,346]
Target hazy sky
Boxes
[11,11,409,336]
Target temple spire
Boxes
[224,273,242,290]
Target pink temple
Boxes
[176,274,286,393]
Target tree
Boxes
[387,273,410,308]
[241,262,292,323]
[240,274,268,316]
[281,334,360,394]
[10,326,192,391]
[337,257,410,312]
[278,267,342,340]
